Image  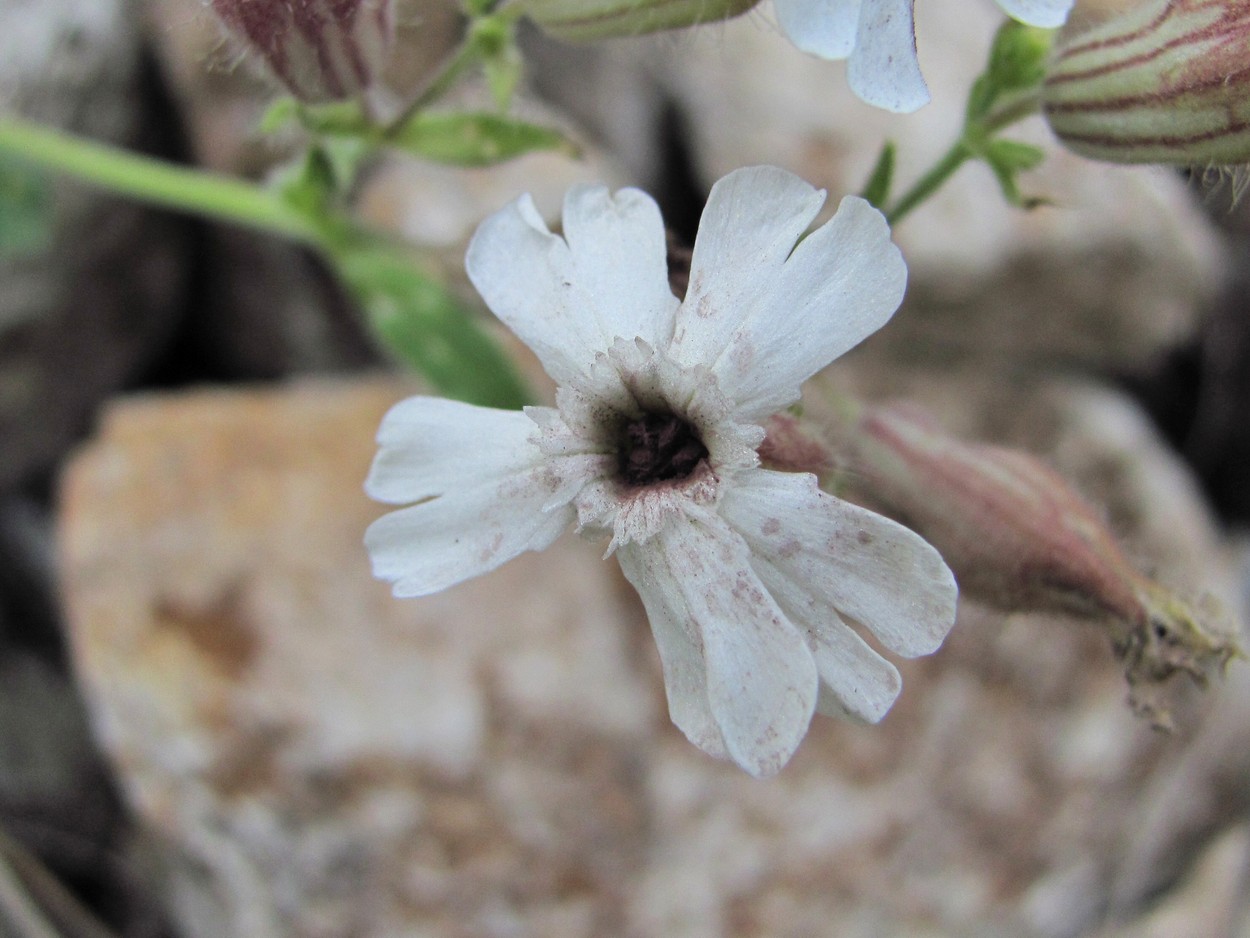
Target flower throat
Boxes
[619,412,708,487]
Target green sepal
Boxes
[982,138,1047,207]
[859,141,896,210]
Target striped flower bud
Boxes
[521,0,760,43]
[1043,0,1250,165]
[762,401,1242,728]
[210,0,393,103]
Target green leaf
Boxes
[982,138,1047,206]
[336,245,532,408]
[0,154,52,257]
[258,97,302,134]
[859,141,896,209]
[388,111,579,166]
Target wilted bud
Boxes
[210,0,393,103]
[765,402,1241,728]
[521,0,760,43]
[1043,0,1250,165]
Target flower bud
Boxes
[210,0,393,103]
[764,401,1241,728]
[1042,0,1250,165]
[521,0,760,43]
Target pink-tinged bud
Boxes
[765,402,1241,727]
[1043,0,1250,166]
[210,0,393,103]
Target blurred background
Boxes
[2,0,1250,934]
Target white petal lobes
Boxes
[996,0,1072,28]
[848,0,930,113]
[743,542,902,723]
[365,466,575,598]
[616,544,730,762]
[561,186,679,351]
[712,195,907,422]
[773,0,861,59]
[364,398,588,597]
[720,470,958,658]
[673,166,826,377]
[621,508,818,777]
[466,189,677,386]
[365,397,544,505]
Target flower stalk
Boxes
[0,116,329,248]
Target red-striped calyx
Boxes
[210,0,393,103]
[1043,0,1250,165]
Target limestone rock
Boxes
[58,378,1248,937]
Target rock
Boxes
[58,377,1248,937]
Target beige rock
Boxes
[57,378,1249,937]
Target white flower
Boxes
[773,0,1074,112]
[365,165,958,777]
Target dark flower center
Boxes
[619,412,708,487]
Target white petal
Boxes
[562,185,679,348]
[713,196,907,422]
[616,543,729,762]
[619,509,818,777]
[996,0,1072,28]
[364,399,585,597]
[366,471,575,598]
[365,397,540,505]
[465,187,678,385]
[746,544,902,723]
[810,614,902,722]
[720,470,957,658]
[774,0,861,59]
[847,0,929,113]
[671,166,825,381]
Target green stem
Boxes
[0,115,327,247]
[884,141,971,227]
[984,86,1042,134]
[385,32,485,138]
[882,88,1043,227]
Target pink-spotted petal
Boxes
[672,166,826,378]
[366,470,575,598]
[744,543,903,723]
[620,508,818,777]
[366,397,542,505]
[720,470,957,658]
[466,187,677,385]
[364,398,587,597]
[712,195,906,422]
[616,544,730,762]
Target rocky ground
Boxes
[3,0,1250,936]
